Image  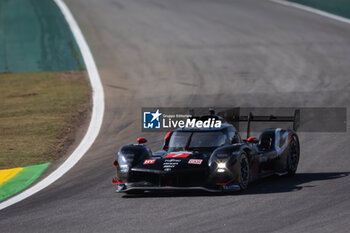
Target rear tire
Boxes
[238,152,250,190]
[287,134,300,176]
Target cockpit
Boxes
[168,131,229,152]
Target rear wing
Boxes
[224,109,300,138]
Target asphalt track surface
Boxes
[1,0,350,232]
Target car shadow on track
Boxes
[121,172,350,198]
[244,172,350,195]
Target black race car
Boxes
[112,110,300,193]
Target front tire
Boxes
[287,134,300,176]
[238,152,250,190]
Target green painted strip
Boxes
[0,0,85,73]
[0,163,50,202]
[289,0,350,19]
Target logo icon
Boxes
[143,159,156,165]
[188,159,203,165]
[143,109,162,129]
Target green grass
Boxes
[0,71,90,169]
[289,0,350,18]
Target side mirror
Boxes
[137,137,147,144]
[247,136,259,144]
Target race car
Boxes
[112,110,300,193]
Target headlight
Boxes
[217,162,226,169]
[120,154,127,163]
[118,152,134,163]
[217,162,226,173]
[118,152,135,172]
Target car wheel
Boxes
[287,134,300,176]
[239,152,250,190]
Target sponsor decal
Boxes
[143,159,156,165]
[142,107,347,132]
[143,109,162,129]
[164,159,181,163]
[165,152,191,158]
[142,108,224,131]
[162,118,221,129]
[188,159,203,165]
[224,183,240,190]
[163,158,181,171]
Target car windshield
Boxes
[168,131,227,152]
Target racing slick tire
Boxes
[238,152,250,191]
[286,134,300,176]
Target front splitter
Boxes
[116,184,241,193]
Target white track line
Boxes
[0,0,105,210]
[271,0,350,25]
